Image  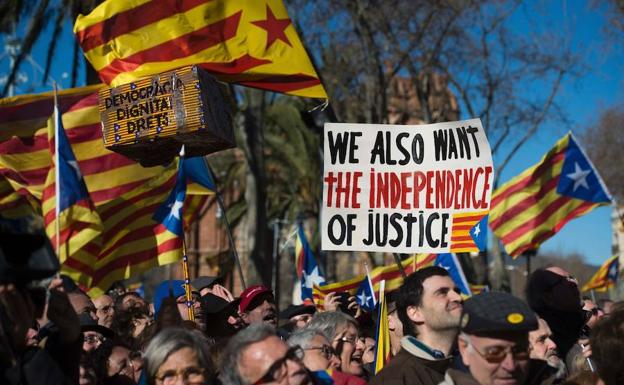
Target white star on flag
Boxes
[304,266,324,289]
[67,159,83,179]
[473,223,481,237]
[358,291,370,306]
[566,162,591,191]
[169,199,184,220]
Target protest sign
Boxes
[321,119,493,254]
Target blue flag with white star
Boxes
[356,273,376,311]
[299,225,326,302]
[557,135,611,203]
[434,253,472,296]
[184,156,216,191]
[470,215,488,251]
[153,150,187,237]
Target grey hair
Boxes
[219,324,277,385]
[144,328,214,385]
[306,311,358,340]
[287,328,330,349]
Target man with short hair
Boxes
[441,291,555,385]
[371,266,463,385]
[92,294,115,328]
[220,324,312,385]
[287,329,341,372]
[68,290,99,322]
[590,308,624,385]
[529,317,565,378]
[387,290,404,356]
[239,285,278,328]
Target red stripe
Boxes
[0,167,48,188]
[451,236,472,242]
[452,214,484,223]
[489,177,559,230]
[0,93,93,123]
[99,220,165,260]
[197,55,272,75]
[63,256,95,276]
[491,150,565,208]
[451,243,476,249]
[92,236,182,284]
[237,74,322,94]
[51,221,93,249]
[77,0,211,52]
[451,225,472,231]
[500,195,581,245]
[98,12,242,83]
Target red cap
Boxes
[239,285,273,313]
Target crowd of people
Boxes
[1,263,623,385]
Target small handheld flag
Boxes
[153,148,188,237]
[355,266,376,312]
[373,280,390,374]
[297,224,325,303]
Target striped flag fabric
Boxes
[581,256,619,292]
[373,280,390,374]
[74,0,327,99]
[49,91,102,259]
[0,87,210,295]
[313,253,437,309]
[450,211,489,253]
[489,133,611,257]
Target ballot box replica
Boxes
[99,65,234,166]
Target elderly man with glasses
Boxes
[440,291,557,385]
[220,324,311,385]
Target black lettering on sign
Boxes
[327,214,357,246]
[327,131,361,164]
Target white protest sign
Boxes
[321,119,494,254]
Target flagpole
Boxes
[393,253,408,278]
[364,261,376,305]
[53,83,60,256]
[181,237,195,321]
[201,157,247,290]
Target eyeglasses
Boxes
[470,343,530,364]
[336,335,357,345]
[305,344,336,360]
[98,305,114,314]
[83,335,104,345]
[155,366,205,385]
[252,346,304,385]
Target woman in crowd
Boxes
[144,328,214,385]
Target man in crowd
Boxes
[387,290,405,356]
[239,285,279,328]
[597,299,613,316]
[529,317,566,378]
[442,291,555,385]
[202,293,245,340]
[287,329,341,371]
[92,294,115,329]
[590,308,624,385]
[220,324,312,385]
[68,290,99,323]
[280,304,316,331]
[371,266,463,385]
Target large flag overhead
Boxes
[489,133,611,257]
[296,224,326,303]
[581,256,619,292]
[74,0,328,99]
[0,87,208,294]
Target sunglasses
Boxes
[305,344,336,360]
[252,346,304,385]
[470,343,530,364]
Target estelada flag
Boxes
[0,87,209,295]
[74,0,328,99]
[489,133,611,257]
[581,255,619,292]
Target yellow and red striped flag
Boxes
[489,133,611,257]
[373,280,391,374]
[581,256,619,292]
[0,87,210,295]
[313,253,437,309]
[74,0,327,99]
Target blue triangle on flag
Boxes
[300,234,325,301]
[355,277,376,311]
[434,253,472,296]
[57,110,90,212]
[557,136,611,203]
[153,158,187,236]
[470,215,488,251]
